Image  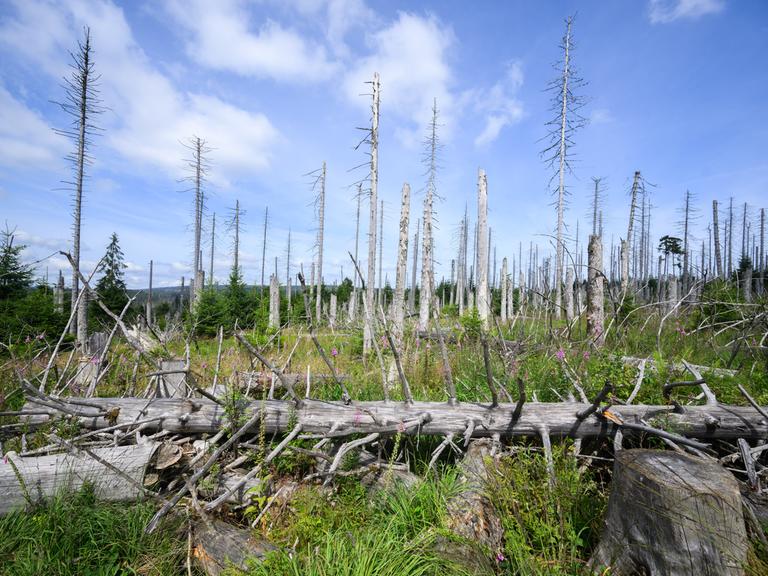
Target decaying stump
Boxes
[0,443,157,516]
[193,518,276,576]
[590,449,748,575]
[438,439,503,574]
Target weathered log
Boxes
[590,449,748,575]
[193,518,276,576]
[0,443,157,516]
[24,397,768,442]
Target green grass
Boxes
[0,486,187,576]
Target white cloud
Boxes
[343,12,455,146]
[166,0,338,82]
[649,0,725,24]
[0,0,281,178]
[473,61,525,147]
[0,85,66,167]
[590,108,615,125]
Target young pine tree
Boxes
[0,227,34,301]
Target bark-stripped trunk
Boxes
[146,260,153,326]
[553,19,573,320]
[727,197,734,276]
[261,206,269,293]
[713,200,723,278]
[393,183,410,343]
[682,190,691,290]
[350,186,362,321]
[476,169,490,328]
[315,162,326,324]
[364,73,380,353]
[587,234,605,346]
[26,397,768,442]
[409,219,419,316]
[418,193,433,331]
[285,228,292,313]
[269,274,280,328]
[191,137,204,310]
[500,257,508,322]
[621,171,640,295]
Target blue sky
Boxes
[1,0,766,289]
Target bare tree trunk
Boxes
[457,212,466,315]
[146,260,153,326]
[233,200,241,275]
[418,102,439,331]
[191,137,205,311]
[553,19,573,320]
[55,270,64,314]
[713,200,723,278]
[409,219,419,316]
[329,293,337,329]
[393,183,410,343]
[500,257,508,322]
[285,228,292,313]
[727,197,734,276]
[564,266,574,322]
[378,199,384,305]
[682,190,691,290]
[476,169,490,328]
[364,72,380,353]
[315,162,326,324]
[621,171,641,295]
[760,207,765,294]
[269,274,280,328]
[350,186,362,321]
[261,206,269,293]
[587,234,605,346]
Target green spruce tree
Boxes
[93,233,128,320]
[0,227,33,301]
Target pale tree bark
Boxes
[146,260,153,326]
[393,183,410,343]
[285,228,292,313]
[682,190,691,289]
[364,73,380,353]
[713,200,723,279]
[457,212,467,315]
[261,206,269,293]
[727,197,734,276]
[350,185,362,321]
[476,169,490,328]
[208,213,216,286]
[378,199,384,305]
[315,162,326,324]
[500,257,508,322]
[268,274,280,328]
[759,208,765,294]
[190,137,206,311]
[409,219,419,315]
[418,101,439,331]
[621,171,640,295]
[587,234,605,346]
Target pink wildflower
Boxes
[496,552,505,562]
[583,351,590,360]
[331,348,338,357]
[556,348,565,361]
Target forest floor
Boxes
[1,308,767,575]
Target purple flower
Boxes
[496,552,505,562]
[36,332,45,340]
[2,455,8,465]
[331,348,338,357]
[583,351,590,360]
[556,348,565,361]
[201,362,208,369]
[90,355,100,365]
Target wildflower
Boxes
[583,351,590,360]
[201,362,208,369]
[556,348,565,361]
[331,348,338,357]
[36,332,45,340]
[2,455,7,465]
[90,355,100,365]
[496,552,505,562]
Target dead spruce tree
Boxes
[409,218,420,315]
[713,200,723,278]
[208,213,216,286]
[363,72,380,352]
[542,15,586,319]
[55,26,103,351]
[181,136,210,310]
[393,183,411,342]
[419,99,440,331]
[476,169,490,328]
[308,162,327,324]
[260,206,269,294]
[621,171,641,295]
[349,184,362,321]
[285,228,292,313]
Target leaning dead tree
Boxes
[55,26,103,352]
[621,171,641,295]
[542,15,586,319]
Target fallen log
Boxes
[23,396,768,441]
[590,449,749,575]
[0,443,157,516]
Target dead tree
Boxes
[364,72,380,353]
[587,234,604,346]
[350,185,362,321]
[310,163,327,324]
[55,26,103,350]
[227,200,244,278]
[208,213,216,286]
[180,136,210,310]
[146,260,153,326]
[542,16,586,319]
[393,183,410,342]
[260,206,269,293]
[500,257,508,322]
[418,100,440,332]
[621,171,641,295]
[409,219,420,315]
[268,274,280,328]
[713,200,723,278]
[285,228,292,313]
[476,169,490,328]
[727,197,734,276]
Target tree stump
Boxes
[193,519,276,576]
[590,449,748,575]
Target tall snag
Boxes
[393,183,411,343]
[542,16,586,319]
[418,99,441,331]
[55,26,103,351]
[364,73,380,353]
